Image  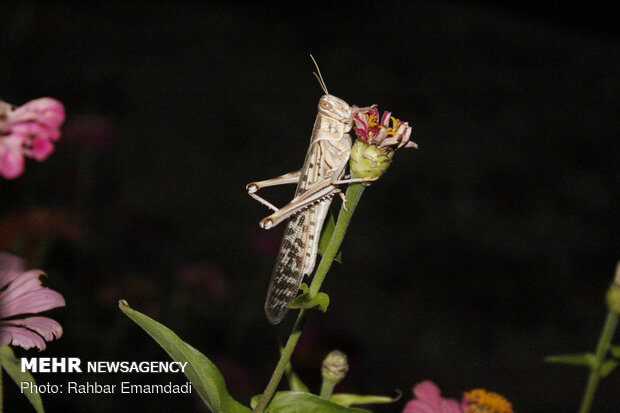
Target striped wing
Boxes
[264,140,331,324]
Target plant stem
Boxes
[309,183,365,297]
[319,380,336,400]
[578,309,619,413]
[252,309,308,413]
[0,360,3,413]
[252,182,366,413]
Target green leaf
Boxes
[119,300,250,413]
[288,284,329,312]
[318,214,342,263]
[610,345,620,358]
[0,346,45,413]
[331,392,401,407]
[545,353,595,367]
[252,391,371,412]
[599,359,618,378]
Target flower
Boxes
[403,381,514,413]
[403,381,462,413]
[0,98,65,179]
[462,389,513,413]
[0,252,65,350]
[321,349,349,385]
[353,106,416,149]
[349,105,416,180]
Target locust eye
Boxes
[319,101,333,110]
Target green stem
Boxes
[252,183,367,413]
[309,183,365,297]
[578,309,619,413]
[0,357,3,413]
[319,380,336,400]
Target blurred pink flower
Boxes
[403,381,462,413]
[175,261,230,301]
[63,113,114,148]
[0,252,65,350]
[0,97,65,179]
[0,207,84,257]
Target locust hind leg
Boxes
[259,178,339,229]
[246,170,302,212]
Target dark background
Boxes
[0,2,618,412]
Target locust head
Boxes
[311,55,353,128]
[317,94,352,125]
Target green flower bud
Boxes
[606,262,620,315]
[349,140,395,181]
[321,350,349,384]
[319,350,349,400]
[607,284,620,315]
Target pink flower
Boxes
[403,381,462,413]
[0,98,65,179]
[0,252,65,350]
[353,105,416,149]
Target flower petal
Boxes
[403,400,437,413]
[381,111,391,127]
[0,322,49,350]
[380,136,400,148]
[8,98,65,129]
[369,106,380,120]
[413,381,443,406]
[0,251,27,288]
[24,137,55,160]
[10,122,60,142]
[9,316,63,341]
[0,137,25,179]
[398,125,413,148]
[374,128,389,145]
[0,270,66,318]
[440,399,462,413]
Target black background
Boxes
[0,2,618,412]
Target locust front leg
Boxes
[246,170,302,212]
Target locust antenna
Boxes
[310,54,329,95]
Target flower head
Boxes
[353,106,416,150]
[350,105,416,181]
[462,389,513,413]
[403,381,514,413]
[0,252,65,350]
[403,381,462,413]
[0,98,65,179]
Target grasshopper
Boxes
[247,58,373,324]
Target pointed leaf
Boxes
[119,300,250,413]
[289,283,329,312]
[610,345,620,358]
[331,392,401,407]
[0,346,45,413]
[252,391,371,412]
[285,362,309,393]
[318,214,342,263]
[599,359,618,378]
[0,346,44,413]
[289,291,329,312]
[545,353,595,367]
